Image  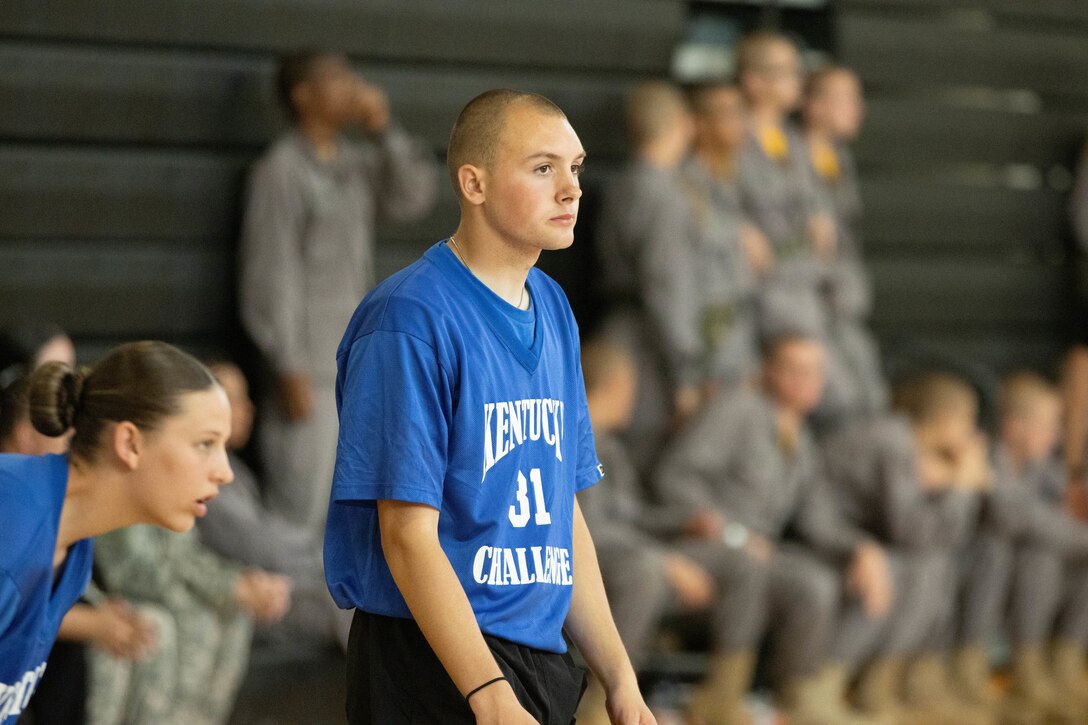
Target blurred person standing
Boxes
[734,32,865,425]
[801,65,888,424]
[595,81,699,467]
[681,81,767,406]
[239,51,438,531]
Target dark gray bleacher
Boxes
[839,0,1088,373]
[0,0,684,359]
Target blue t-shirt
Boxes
[0,454,93,724]
[324,241,602,653]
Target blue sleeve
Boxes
[332,329,451,508]
[0,573,18,636]
[573,345,603,492]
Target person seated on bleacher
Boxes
[653,332,892,725]
[576,337,752,724]
[822,373,995,725]
[197,361,351,651]
[90,491,293,723]
[594,81,699,468]
[239,51,438,536]
[801,63,888,425]
[956,373,1088,723]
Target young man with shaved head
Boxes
[324,90,655,724]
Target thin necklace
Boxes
[449,235,527,310]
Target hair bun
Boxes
[28,362,87,437]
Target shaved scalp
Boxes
[735,30,798,76]
[805,63,857,100]
[685,80,740,119]
[446,89,567,193]
[892,372,978,425]
[625,81,689,146]
[1000,371,1059,419]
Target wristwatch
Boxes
[722,521,749,549]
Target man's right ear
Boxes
[457,165,486,206]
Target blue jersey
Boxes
[324,241,602,653]
[0,454,93,724]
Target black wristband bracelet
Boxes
[466,675,508,702]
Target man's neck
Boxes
[296,117,342,163]
[694,142,736,179]
[637,138,683,171]
[805,125,834,148]
[750,106,787,131]
[1001,441,1033,475]
[450,219,538,308]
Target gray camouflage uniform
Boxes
[239,127,437,531]
[963,450,1088,649]
[88,526,251,725]
[822,415,979,659]
[652,388,878,681]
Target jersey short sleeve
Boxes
[572,348,603,493]
[332,328,451,508]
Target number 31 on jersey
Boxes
[508,468,551,527]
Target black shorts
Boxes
[346,610,587,724]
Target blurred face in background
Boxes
[922,403,979,458]
[34,333,76,369]
[1002,393,1061,463]
[806,69,866,141]
[763,338,826,416]
[292,55,362,128]
[694,85,747,153]
[211,363,255,451]
[743,39,805,114]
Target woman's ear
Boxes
[457,164,487,206]
[111,421,143,471]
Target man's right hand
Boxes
[279,372,314,421]
[684,509,725,541]
[662,553,714,609]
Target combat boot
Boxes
[1007,646,1082,725]
[685,651,754,725]
[780,663,886,725]
[852,657,930,725]
[901,653,995,725]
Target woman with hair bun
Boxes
[0,340,234,724]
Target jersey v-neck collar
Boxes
[427,241,543,374]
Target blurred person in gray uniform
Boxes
[239,51,438,531]
[653,332,892,725]
[822,373,995,725]
[734,32,864,424]
[91,525,292,724]
[595,81,698,468]
[955,374,1088,723]
[801,64,888,422]
[197,361,352,651]
[575,338,736,724]
[680,82,767,402]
